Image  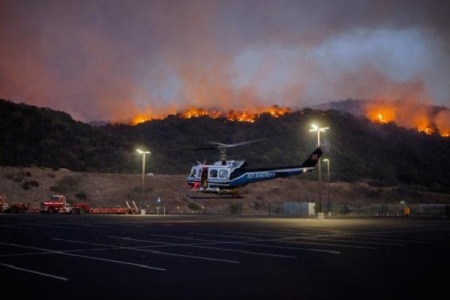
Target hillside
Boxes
[2,166,449,215]
[1,98,450,204]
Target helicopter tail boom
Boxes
[226,147,324,187]
[300,147,323,168]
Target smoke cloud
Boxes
[1,0,449,122]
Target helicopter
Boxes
[186,139,323,197]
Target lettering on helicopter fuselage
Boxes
[247,172,275,179]
[208,178,229,183]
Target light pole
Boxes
[309,124,329,214]
[322,158,331,216]
[137,149,151,192]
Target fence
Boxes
[140,201,450,217]
[267,202,450,217]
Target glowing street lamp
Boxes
[309,124,329,147]
[309,124,329,214]
[322,158,331,215]
[137,149,151,192]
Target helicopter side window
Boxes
[209,169,218,178]
[219,170,228,178]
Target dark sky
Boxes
[1,0,449,122]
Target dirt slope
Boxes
[1,167,449,214]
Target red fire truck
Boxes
[1,195,30,213]
[40,195,137,214]
[40,194,86,214]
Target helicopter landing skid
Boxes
[185,189,246,199]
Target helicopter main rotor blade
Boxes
[191,146,218,151]
[208,138,266,148]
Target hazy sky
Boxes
[1,0,449,122]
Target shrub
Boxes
[188,202,201,211]
[271,187,282,193]
[229,203,243,214]
[23,180,40,189]
[340,204,351,215]
[50,185,63,193]
[75,192,88,200]
[132,186,142,193]
[50,175,81,193]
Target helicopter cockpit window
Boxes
[209,169,218,178]
[191,167,202,178]
[219,170,228,178]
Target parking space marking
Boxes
[0,224,35,230]
[247,230,408,246]
[198,232,378,250]
[54,238,240,264]
[0,262,68,281]
[108,235,297,258]
[186,232,341,254]
[145,234,297,258]
[0,241,166,271]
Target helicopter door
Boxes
[201,167,208,188]
[219,169,229,179]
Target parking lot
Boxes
[1,214,449,299]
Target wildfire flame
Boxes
[131,105,291,125]
[364,99,449,137]
[126,99,449,138]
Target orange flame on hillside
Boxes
[364,99,449,137]
[131,105,291,125]
[127,100,449,138]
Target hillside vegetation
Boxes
[1,98,450,213]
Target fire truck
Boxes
[1,195,30,213]
[0,195,9,212]
[40,194,85,214]
[40,194,138,214]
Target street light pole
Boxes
[136,149,151,192]
[309,124,329,214]
[323,158,331,215]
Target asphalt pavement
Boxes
[1,214,449,300]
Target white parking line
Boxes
[107,236,246,263]
[0,224,35,230]
[236,230,406,246]
[185,233,341,254]
[149,233,340,255]
[0,241,166,271]
[199,232,378,250]
[0,262,68,281]
[54,238,240,264]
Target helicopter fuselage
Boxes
[186,147,322,195]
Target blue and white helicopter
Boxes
[186,140,323,197]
